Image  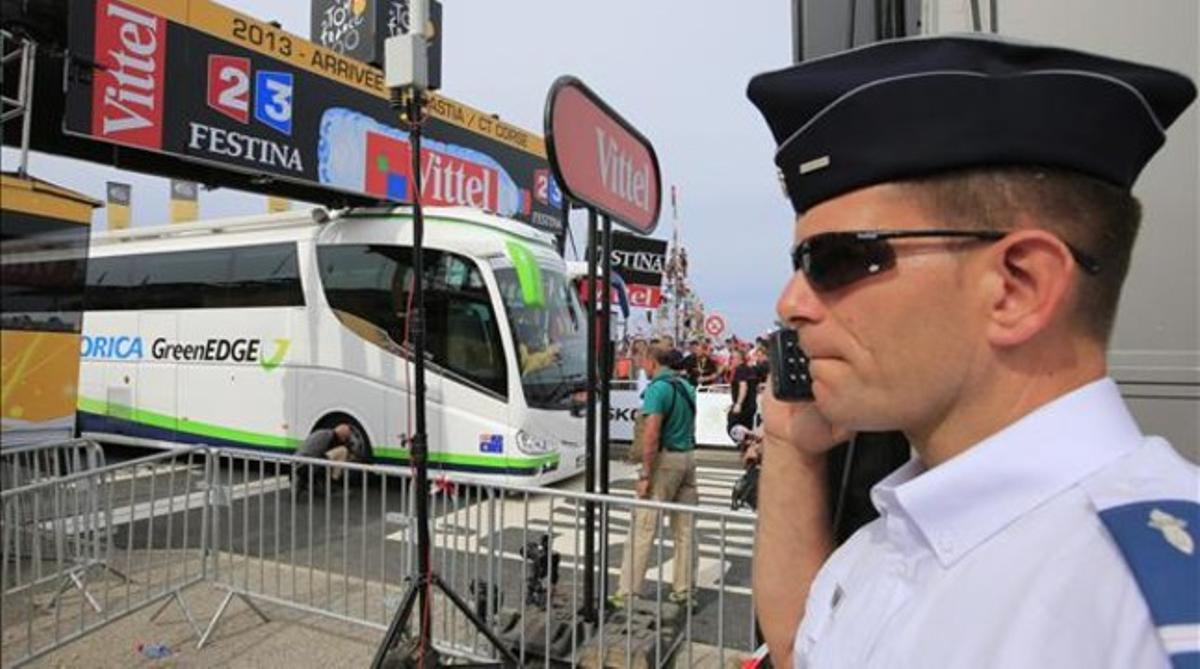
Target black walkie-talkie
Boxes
[767,328,813,402]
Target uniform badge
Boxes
[1148,508,1194,555]
[799,155,831,175]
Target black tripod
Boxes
[370,86,519,669]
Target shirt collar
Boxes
[653,368,675,381]
[871,378,1143,567]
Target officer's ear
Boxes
[982,224,1077,348]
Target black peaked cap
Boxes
[746,34,1196,214]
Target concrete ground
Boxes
[14,580,754,668]
[22,581,379,668]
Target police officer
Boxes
[746,35,1197,667]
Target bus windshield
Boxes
[492,264,587,409]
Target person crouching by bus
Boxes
[293,423,369,496]
[609,347,699,611]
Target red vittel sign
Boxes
[545,77,661,234]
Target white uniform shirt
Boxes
[794,378,1192,668]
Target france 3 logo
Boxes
[206,55,293,136]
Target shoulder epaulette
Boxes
[1085,439,1200,668]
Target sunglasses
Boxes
[790,229,1101,292]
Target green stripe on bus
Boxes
[78,396,301,448]
[372,447,559,471]
[505,240,545,308]
[77,396,560,472]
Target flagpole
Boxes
[671,185,681,344]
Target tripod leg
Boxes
[370,577,423,669]
[432,573,520,668]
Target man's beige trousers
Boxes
[617,450,699,597]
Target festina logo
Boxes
[188,122,304,172]
[594,127,651,213]
[609,250,665,274]
[91,0,166,150]
[421,151,499,211]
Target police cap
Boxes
[747,34,1196,214]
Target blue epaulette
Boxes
[1086,439,1200,669]
[1099,500,1199,669]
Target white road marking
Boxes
[43,475,290,534]
[107,462,200,482]
[383,464,757,597]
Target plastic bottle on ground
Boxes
[137,643,172,659]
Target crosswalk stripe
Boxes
[391,465,757,546]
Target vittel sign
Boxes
[91,0,166,150]
[363,131,501,211]
[544,77,662,234]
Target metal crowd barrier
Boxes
[1,443,759,667]
[200,447,760,667]
[199,448,420,648]
[1,447,206,668]
[1,439,107,487]
[0,440,111,614]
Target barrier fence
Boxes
[1,440,107,491]
[1,447,206,667]
[2,443,759,668]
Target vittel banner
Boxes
[91,0,167,150]
[64,0,562,233]
[545,77,662,234]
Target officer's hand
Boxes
[760,375,849,455]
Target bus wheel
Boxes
[312,414,371,479]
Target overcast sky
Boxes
[0,1,797,339]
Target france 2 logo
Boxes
[207,55,293,136]
[533,169,562,208]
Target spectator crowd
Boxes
[612,333,770,443]
[612,334,769,388]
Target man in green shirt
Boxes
[611,346,699,609]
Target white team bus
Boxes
[77,206,589,485]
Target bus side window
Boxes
[229,244,305,307]
[138,249,232,309]
[319,244,408,346]
[86,244,303,311]
[424,254,507,396]
[440,301,506,394]
[319,245,507,397]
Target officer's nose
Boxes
[776,267,824,329]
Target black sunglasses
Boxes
[791,229,1101,292]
